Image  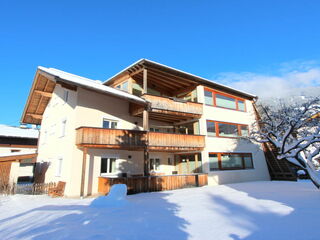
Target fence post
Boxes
[195,174,199,187]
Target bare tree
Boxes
[250,98,320,188]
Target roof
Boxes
[0,151,37,163]
[0,125,39,139]
[103,59,257,99]
[37,67,146,105]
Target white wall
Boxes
[196,85,270,185]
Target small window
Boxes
[61,119,67,137]
[11,149,21,153]
[150,158,160,171]
[204,90,213,106]
[238,100,245,111]
[240,125,249,136]
[56,157,63,177]
[209,153,219,171]
[122,81,128,92]
[168,158,172,165]
[63,90,69,103]
[206,121,216,136]
[101,157,117,174]
[102,119,118,129]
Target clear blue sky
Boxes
[1,0,320,125]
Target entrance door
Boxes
[177,154,200,174]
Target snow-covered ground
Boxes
[0,181,319,240]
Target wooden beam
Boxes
[26,113,43,120]
[0,153,37,163]
[143,68,148,94]
[80,147,87,197]
[143,110,149,130]
[172,84,198,96]
[34,90,52,98]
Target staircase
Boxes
[253,103,297,181]
[262,142,297,181]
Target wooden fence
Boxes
[0,182,56,195]
[98,174,208,195]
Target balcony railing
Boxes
[148,132,205,151]
[130,94,203,121]
[76,127,147,149]
[76,127,205,151]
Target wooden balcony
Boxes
[130,94,203,122]
[148,132,205,151]
[76,127,147,150]
[76,127,205,152]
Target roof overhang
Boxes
[0,153,37,163]
[21,67,147,125]
[104,59,257,100]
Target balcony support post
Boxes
[80,147,87,197]
[143,68,147,94]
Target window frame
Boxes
[102,118,118,129]
[55,157,63,177]
[204,88,247,112]
[100,157,118,175]
[209,152,254,171]
[149,158,161,172]
[206,120,249,138]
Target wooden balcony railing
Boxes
[130,94,203,122]
[148,132,205,151]
[76,127,205,151]
[76,127,147,149]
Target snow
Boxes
[0,125,38,139]
[0,150,36,158]
[91,184,127,208]
[38,66,146,105]
[0,181,319,240]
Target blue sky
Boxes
[1,0,320,125]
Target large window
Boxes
[102,119,118,129]
[209,153,253,171]
[101,157,117,174]
[204,88,246,111]
[116,81,128,92]
[207,120,248,138]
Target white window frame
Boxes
[63,89,69,104]
[60,118,67,137]
[102,118,118,129]
[55,157,63,177]
[100,155,119,176]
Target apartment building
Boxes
[21,59,270,197]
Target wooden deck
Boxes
[130,94,203,122]
[76,127,205,151]
[98,173,208,195]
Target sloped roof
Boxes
[38,67,146,104]
[0,125,39,139]
[104,59,257,99]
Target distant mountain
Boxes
[257,86,320,107]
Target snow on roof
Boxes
[103,59,257,99]
[0,125,39,139]
[38,67,146,105]
[0,150,37,158]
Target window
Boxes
[204,88,246,111]
[206,121,216,136]
[116,81,128,92]
[206,120,249,138]
[209,153,253,171]
[132,83,143,96]
[102,119,118,129]
[56,157,63,177]
[11,149,21,153]
[204,90,213,106]
[101,157,117,174]
[63,90,69,103]
[150,127,160,132]
[150,158,160,171]
[60,119,67,137]
[216,94,237,109]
